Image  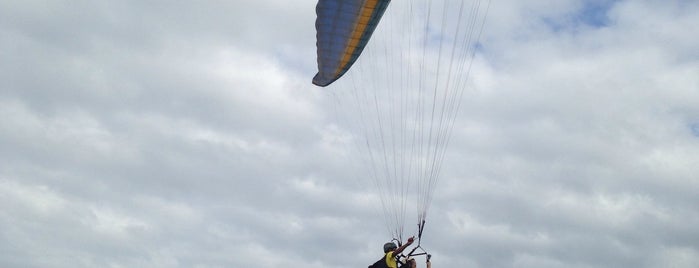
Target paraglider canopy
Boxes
[313,0,390,86]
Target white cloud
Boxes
[1,0,698,268]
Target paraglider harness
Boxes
[368,252,431,268]
[368,220,432,268]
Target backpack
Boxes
[368,254,390,268]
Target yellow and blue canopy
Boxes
[313,0,391,87]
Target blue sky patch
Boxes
[576,0,618,28]
[691,123,699,137]
[543,0,619,33]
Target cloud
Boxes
[1,0,698,268]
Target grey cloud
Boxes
[2,0,699,268]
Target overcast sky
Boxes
[1,0,699,267]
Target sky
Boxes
[1,0,698,267]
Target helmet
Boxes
[383,242,397,253]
